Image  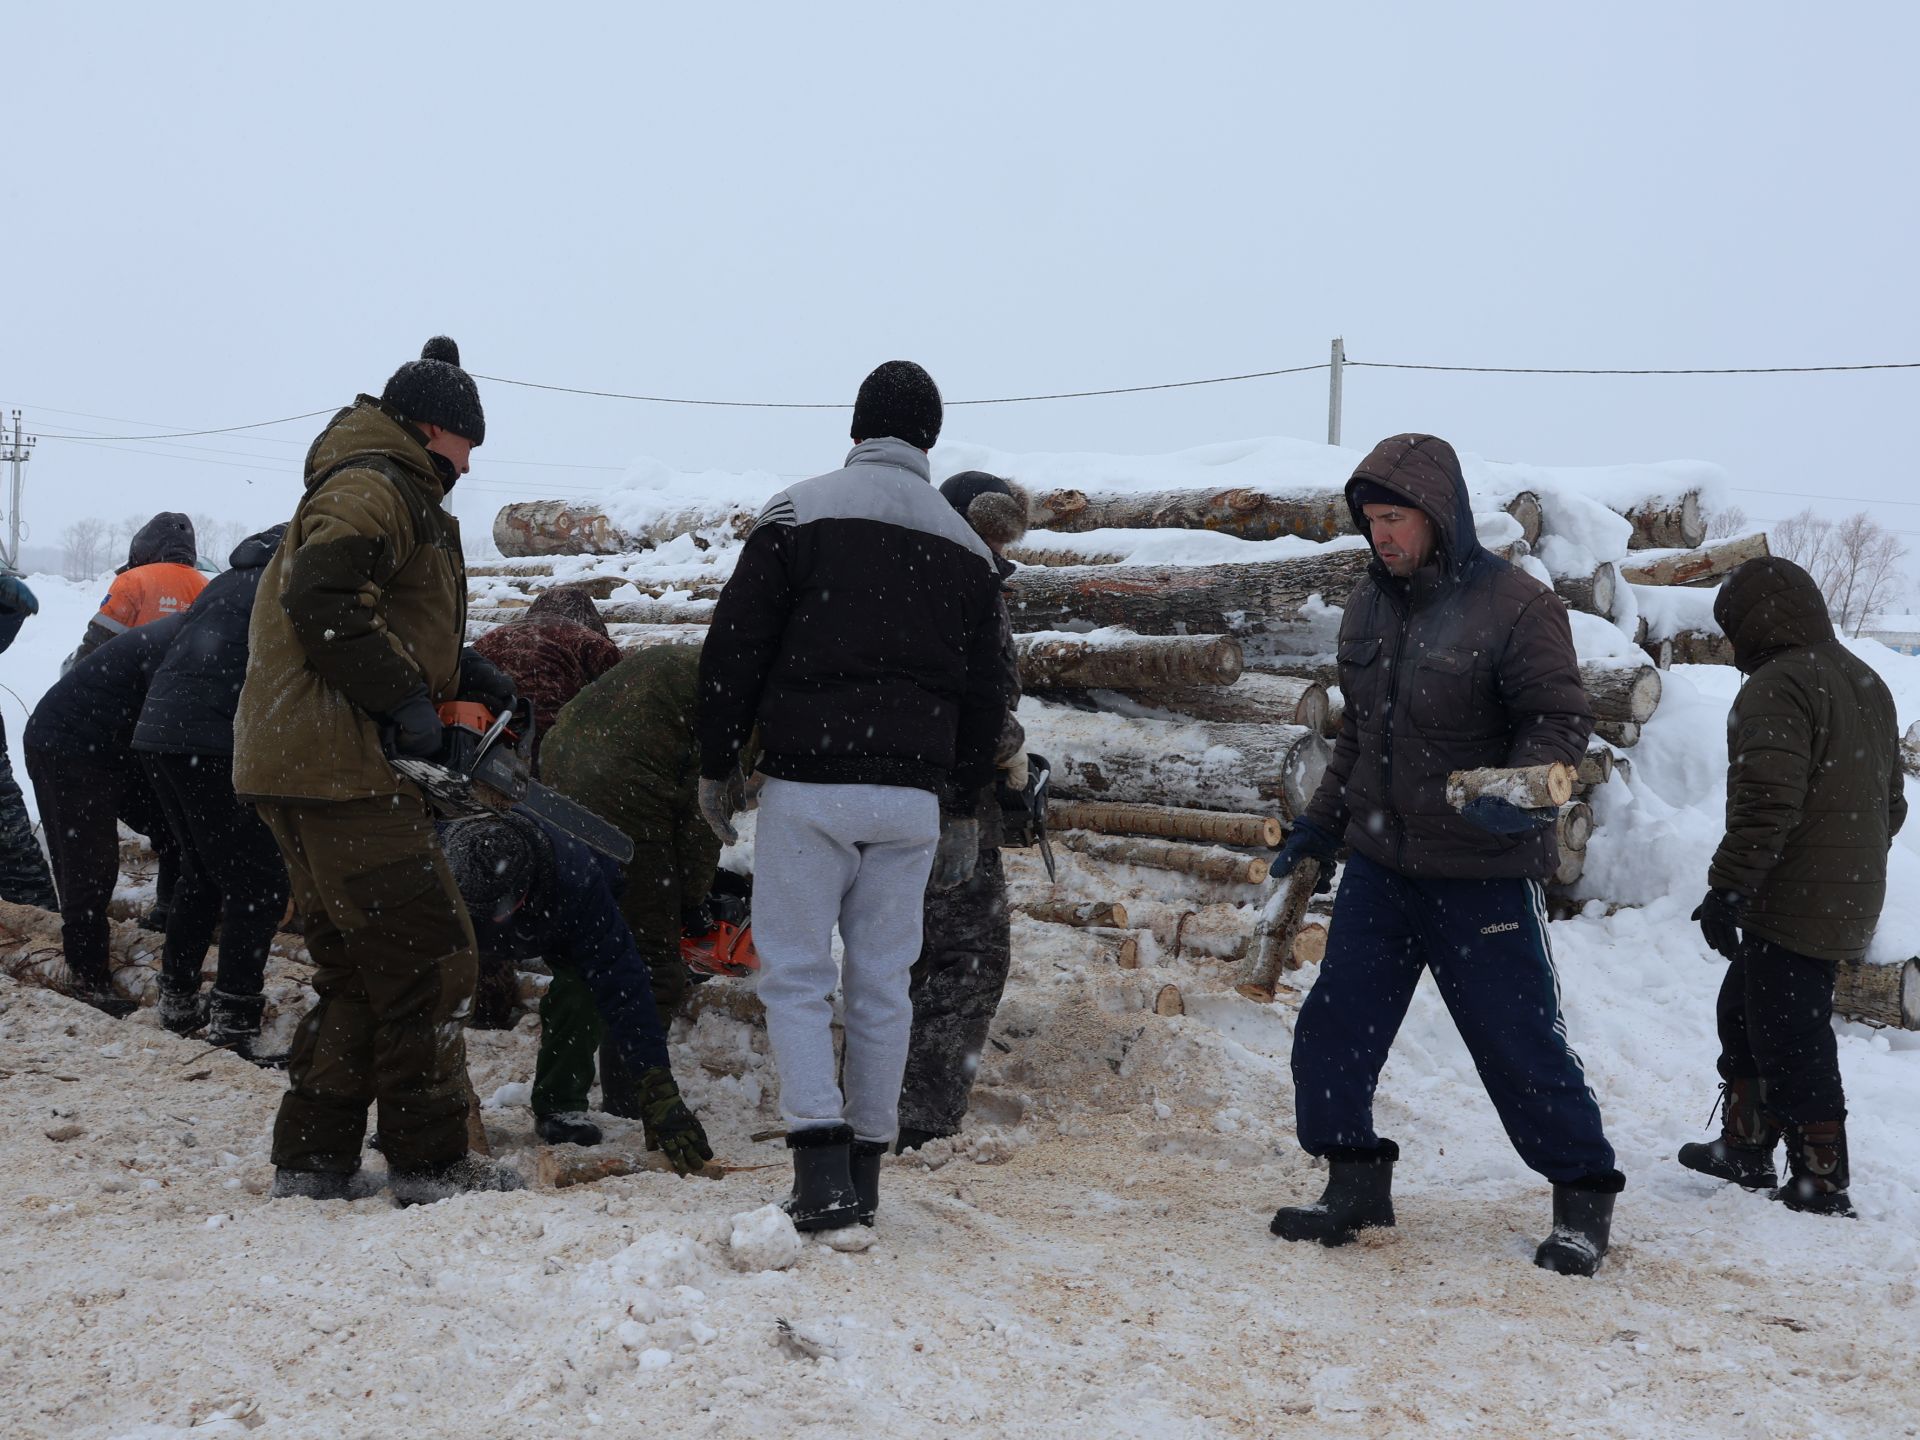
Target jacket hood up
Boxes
[301,396,447,500]
[1344,434,1482,580]
[1714,556,1835,674]
[227,524,287,572]
[125,512,198,569]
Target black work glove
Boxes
[1692,888,1747,962]
[636,1067,713,1175]
[387,692,445,759]
[1461,797,1556,836]
[1272,817,1338,894]
[458,647,516,713]
[930,815,980,891]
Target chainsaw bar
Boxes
[517,781,635,865]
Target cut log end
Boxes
[1153,984,1185,1017]
[1289,922,1328,970]
[535,1146,726,1188]
[1446,762,1575,811]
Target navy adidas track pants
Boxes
[1291,852,1616,1183]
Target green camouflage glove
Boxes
[637,1067,714,1175]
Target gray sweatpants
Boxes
[752,777,940,1143]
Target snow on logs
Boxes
[1580,661,1663,725]
[1619,531,1770,588]
[1015,899,1130,928]
[1553,562,1619,618]
[1044,800,1283,849]
[1004,550,1371,638]
[1621,490,1707,551]
[1114,673,1329,731]
[1019,702,1330,819]
[1014,632,1242,690]
[1025,486,1351,543]
[492,501,753,557]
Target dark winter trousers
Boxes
[258,794,478,1176]
[26,747,172,989]
[1292,852,1616,1183]
[898,847,1012,1137]
[1715,935,1844,1124]
[142,751,290,1000]
[0,715,56,909]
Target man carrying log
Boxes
[1267,433,1624,1276]
[696,361,1008,1231]
[895,471,1030,1153]
[1678,557,1904,1218]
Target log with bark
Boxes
[492,501,753,557]
[1619,531,1770,587]
[1445,763,1576,811]
[1556,801,1595,854]
[1115,672,1328,730]
[536,1146,726,1187]
[1043,800,1282,848]
[1640,636,1675,670]
[1153,984,1186,1017]
[1593,720,1641,747]
[1054,830,1271,886]
[1013,899,1130,928]
[1237,859,1322,1001]
[1015,632,1243,689]
[1080,927,1142,969]
[1005,549,1371,638]
[1553,563,1618,617]
[1901,721,1920,780]
[1668,629,1736,666]
[1128,902,1259,961]
[1620,490,1707,550]
[1833,959,1920,1031]
[607,623,710,652]
[1322,688,1343,739]
[1020,703,1331,818]
[1505,491,1544,547]
[1581,661,1663,725]
[1006,542,1128,568]
[1574,749,1615,790]
[470,597,715,629]
[1025,486,1350,543]
[1551,844,1586,888]
[1243,655,1342,691]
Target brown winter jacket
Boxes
[232,397,467,803]
[471,587,622,765]
[1708,557,1905,962]
[1301,434,1594,881]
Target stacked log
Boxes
[1005,550,1370,638]
[1621,491,1707,550]
[1554,563,1619,618]
[1015,632,1242,690]
[1114,673,1328,730]
[1669,629,1737,666]
[1044,801,1282,848]
[1619,532,1770,587]
[1025,486,1349,543]
[1053,830,1271,886]
[1581,661,1662,725]
[493,501,753,557]
[1505,491,1544,547]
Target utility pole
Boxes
[0,410,33,574]
[1326,337,1345,448]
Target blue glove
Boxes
[0,575,39,616]
[1461,797,1555,836]
[1273,817,1338,894]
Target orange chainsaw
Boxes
[388,698,634,864]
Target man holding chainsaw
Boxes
[235,336,523,1205]
[1266,433,1621,1275]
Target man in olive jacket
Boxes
[234,337,520,1205]
[1267,433,1622,1277]
[1679,557,1904,1217]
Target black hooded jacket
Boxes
[1301,434,1594,881]
[1707,557,1905,961]
[133,526,287,757]
[26,613,188,766]
[124,512,198,570]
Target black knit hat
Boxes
[442,813,538,923]
[381,336,486,445]
[851,360,942,452]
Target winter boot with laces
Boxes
[389,1153,526,1207]
[1270,1142,1397,1246]
[1678,1078,1780,1189]
[1773,1119,1855,1218]
[850,1139,889,1226]
[206,990,269,1064]
[157,981,207,1036]
[782,1124,863,1233]
[1533,1170,1625,1277]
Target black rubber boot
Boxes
[1773,1120,1855,1218]
[535,1111,604,1147]
[269,1167,355,1201]
[1534,1170,1625,1277]
[157,981,206,1036]
[782,1124,862,1233]
[390,1154,526,1207]
[1678,1078,1779,1189]
[207,990,267,1063]
[850,1139,889,1226]
[1270,1142,1397,1246]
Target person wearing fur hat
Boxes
[895,471,1029,1151]
[234,337,524,1206]
[470,584,622,772]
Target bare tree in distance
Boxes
[1769,508,1907,636]
[1705,503,1751,540]
[112,511,149,564]
[61,517,109,581]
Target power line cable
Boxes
[1349,360,1920,376]
[32,408,336,441]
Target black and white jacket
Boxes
[698,438,1008,804]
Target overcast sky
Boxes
[5,2,1915,567]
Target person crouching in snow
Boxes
[695,361,1008,1231]
[440,808,713,1174]
[1678,557,1903,1218]
[1266,433,1624,1276]
[894,471,1029,1153]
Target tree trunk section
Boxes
[1129,902,1259,961]
[1116,673,1327,730]
[1833,959,1920,1030]
[1237,859,1321,1000]
[1901,721,1920,779]
[1005,550,1371,638]
[1621,491,1707,550]
[1554,563,1618,617]
[1505,491,1544,546]
[1080,927,1141,969]
[1551,844,1587,888]
[1043,800,1282,848]
[536,1146,725,1186]
[493,501,753,558]
[1619,531,1770,587]
[1015,632,1242,689]
[1244,655,1342,691]
[1006,542,1127,568]
[1556,801,1595,853]
[1054,830,1271,885]
[1581,661,1663,724]
[1013,898,1130,928]
[1020,703,1331,818]
[1593,720,1641,747]
[1574,749,1615,790]
[1026,486,1350,543]
[1669,629,1736,666]
[1445,763,1575,810]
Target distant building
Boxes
[1863,614,1920,655]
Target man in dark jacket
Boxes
[25,614,187,1015]
[440,808,714,1171]
[471,585,622,771]
[896,471,1029,1152]
[696,360,1008,1231]
[0,574,59,908]
[1678,557,1902,1218]
[1267,433,1622,1276]
[132,524,291,1058]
